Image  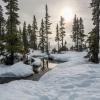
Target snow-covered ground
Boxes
[0,62,33,77]
[0,51,100,100]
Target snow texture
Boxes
[0,52,100,100]
[0,62,33,77]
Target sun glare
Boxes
[62,7,74,22]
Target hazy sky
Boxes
[0,0,93,47]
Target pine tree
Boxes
[27,24,32,45]
[76,18,80,51]
[22,21,28,53]
[3,0,20,65]
[88,0,100,63]
[71,15,85,51]
[55,24,60,52]
[0,5,5,36]
[45,4,52,54]
[18,27,23,42]
[0,5,5,55]
[78,17,85,51]
[39,19,45,53]
[59,16,66,48]
[71,14,77,49]
[31,15,38,50]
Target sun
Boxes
[61,7,74,22]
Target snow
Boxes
[0,51,100,100]
[50,51,86,62]
[31,57,42,66]
[28,49,46,58]
[0,62,33,77]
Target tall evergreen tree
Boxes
[71,14,77,49]
[3,0,20,65]
[39,19,45,53]
[76,18,80,51]
[55,24,60,52]
[71,15,85,51]
[88,0,100,63]
[78,17,85,51]
[22,21,28,53]
[45,4,52,54]
[59,16,66,48]
[18,27,22,42]
[0,5,5,55]
[31,15,38,50]
[0,5,5,36]
[27,24,32,45]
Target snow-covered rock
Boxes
[0,62,33,77]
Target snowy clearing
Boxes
[0,52,100,100]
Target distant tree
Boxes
[3,0,20,65]
[45,4,52,54]
[22,22,28,53]
[59,16,66,48]
[52,48,57,54]
[71,15,85,51]
[71,15,77,49]
[0,5,5,55]
[78,17,85,51]
[31,15,38,50]
[18,27,23,42]
[27,24,32,45]
[55,24,60,52]
[64,41,67,46]
[39,19,46,53]
[87,0,100,63]
[70,46,74,51]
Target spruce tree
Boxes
[78,17,85,51]
[76,18,80,51]
[0,5,5,36]
[18,27,22,42]
[22,21,28,53]
[45,4,52,54]
[39,19,45,53]
[71,15,85,51]
[59,16,66,48]
[55,24,60,52]
[88,0,100,63]
[0,5,5,55]
[27,24,32,45]
[3,0,20,65]
[31,15,38,50]
[71,14,77,49]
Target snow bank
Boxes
[50,51,86,62]
[0,52,100,100]
[28,49,46,58]
[0,62,33,77]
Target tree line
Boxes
[0,0,99,65]
[0,0,53,65]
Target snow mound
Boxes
[31,57,42,66]
[0,62,33,77]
